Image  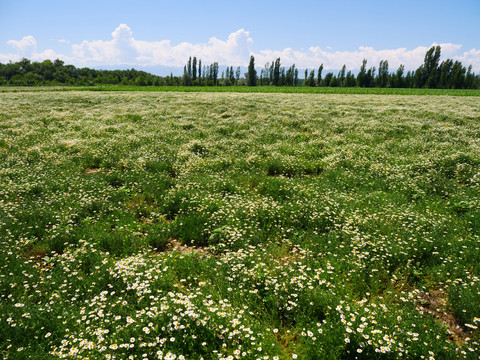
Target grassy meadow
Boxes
[0,90,479,359]
[2,85,480,97]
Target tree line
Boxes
[181,56,242,86]
[0,46,478,89]
[0,59,172,86]
[248,46,479,89]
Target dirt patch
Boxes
[84,168,102,175]
[417,289,469,346]
[165,239,211,256]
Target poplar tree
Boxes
[269,62,274,84]
[424,45,441,88]
[338,65,346,86]
[317,64,323,86]
[229,66,235,85]
[182,65,188,86]
[192,57,197,81]
[357,59,367,87]
[394,64,405,88]
[465,65,475,89]
[247,56,257,86]
[308,70,315,86]
[377,60,389,87]
[263,62,271,85]
[198,59,202,85]
[273,58,281,86]
[235,67,241,85]
[212,62,219,85]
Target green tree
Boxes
[269,62,274,84]
[135,75,146,86]
[273,58,281,86]
[262,62,271,85]
[187,57,192,77]
[54,69,69,83]
[198,59,202,85]
[235,66,241,85]
[394,64,405,88]
[182,65,191,86]
[465,65,475,89]
[19,58,32,74]
[357,59,367,87]
[345,71,356,87]
[212,62,219,85]
[439,59,453,89]
[329,76,339,87]
[247,56,257,86]
[192,57,197,81]
[338,64,346,86]
[229,66,235,85]
[450,61,465,89]
[323,72,333,87]
[414,65,426,88]
[308,70,315,86]
[424,45,441,88]
[285,64,294,86]
[366,66,376,87]
[24,72,42,86]
[317,64,323,86]
[377,60,389,87]
[53,59,64,70]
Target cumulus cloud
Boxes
[70,24,254,67]
[71,24,137,64]
[1,24,480,73]
[1,35,68,63]
[455,48,480,71]
[7,36,37,58]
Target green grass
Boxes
[2,84,480,96]
[0,91,479,359]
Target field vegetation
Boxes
[0,90,479,359]
[2,85,480,97]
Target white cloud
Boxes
[7,35,37,58]
[71,24,136,64]
[1,24,480,73]
[1,35,68,63]
[455,48,480,71]
[70,25,254,67]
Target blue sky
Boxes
[1,0,479,74]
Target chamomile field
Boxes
[0,90,479,359]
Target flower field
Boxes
[0,90,479,359]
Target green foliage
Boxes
[2,46,479,89]
[273,57,281,86]
[247,55,257,86]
